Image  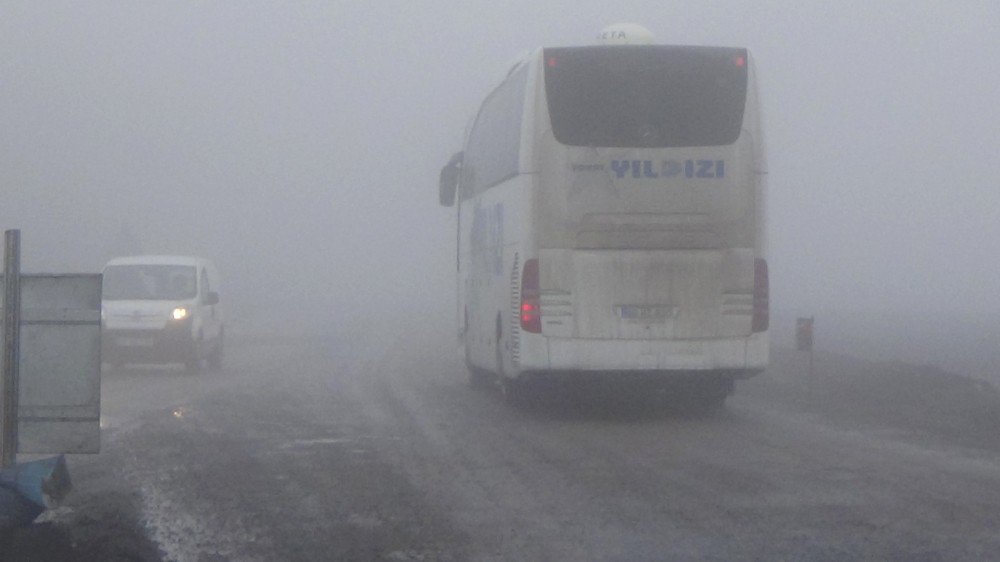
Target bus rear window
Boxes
[544,46,748,148]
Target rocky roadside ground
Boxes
[742,347,1000,452]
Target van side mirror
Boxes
[439,151,463,207]
[205,291,220,305]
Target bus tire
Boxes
[467,366,492,389]
[501,376,527,407]
[494,313,504,378]
[698,389,728,412]
[464,332,491,389]
[690,377,732,413]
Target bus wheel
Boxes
[467,365,492,389]
[501,376,527,407]
[494,313,504,377]
[690,377,733,412]
[464,339,491,389]
[698,388,728,411]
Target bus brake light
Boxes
[520,259,542,333]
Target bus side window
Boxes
[461,64,528,201]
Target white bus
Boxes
[439,27,768,408]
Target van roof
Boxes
[104,255,211,268]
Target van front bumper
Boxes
[102,324,198,364]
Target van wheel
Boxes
[207,331,224,371]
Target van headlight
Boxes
[171,307,190,321]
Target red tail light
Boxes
[520,259,541,333]
[752,258,769,332]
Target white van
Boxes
[101,255,224,371]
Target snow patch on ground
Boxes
[135,480,271,562]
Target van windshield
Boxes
[103,265,197,300]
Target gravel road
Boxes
[4,324,1000,561]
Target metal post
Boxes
[1,230,21,468]
[808,317,815,379]
[807,316,816,406]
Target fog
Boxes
[2,2,998,375]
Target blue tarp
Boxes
[0,455,71,528]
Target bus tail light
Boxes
[520,259,541,333]
[752,258,769,332]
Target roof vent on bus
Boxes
[597,23,656,45]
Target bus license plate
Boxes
[614,305,675,322]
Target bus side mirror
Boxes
[439,151,463,207]
[205,291,220,305]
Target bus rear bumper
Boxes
[519,332,768,375]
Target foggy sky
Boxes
[2,2,998,365]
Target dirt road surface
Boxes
[3,323,1000,561]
